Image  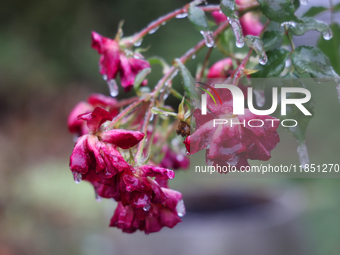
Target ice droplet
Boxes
[227,17,245,48]
[245,35,267,65]
[322,29,333,40]
[143,204,151,211]
[148,26,160,34]
[162,21,166,26]
[200,30,214,48]
[73,172,82,184]
[95,190,102,202]
[299,0,309,5]
[253,89,265,107]
[149,113,154,121]
[285,58,292,68]
[281,21,297,27]
[176,13,188,19]
[133,38,143,47]
[191,54,196,60]
[297,142,310,169]
[102,74,107,81]
[259,53,268,65]
[176,199,186,217]
[107,79,119,97]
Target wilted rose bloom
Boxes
[188,86,280,170]
[91,31,150,92]
[110,188,183,234]
[69,107,145,183]
[207,58,233,78]
[211,11,263,36]
[68,93,119,137]
[159,145,189,170]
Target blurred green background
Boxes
[0,0,340,254]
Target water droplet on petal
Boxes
[299,0,309,5]
[143,204,151,211]
[148,26,160,34]
[176,199,186,217]
[227,17,244,48]
[253,89,265,107]
[322,29,333,40]
[73,172,82,184]
[176,13,188,19]
[297,142,309,169]
[107,79,119,97]
[200,30,214,48]
[134,38,143,47]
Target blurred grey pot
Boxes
[104,187,310,255]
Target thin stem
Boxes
[105,99,146,130]
[329,0,334,23]
[197,43,215,80]
[124,4,220,46]
[115,96,139,108]
[135,104,153,162]
[285,25,295,51]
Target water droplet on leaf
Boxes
[322,29,333,40]
[107,79,119,97]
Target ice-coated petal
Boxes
[189,120,217,154]
[79,107,113,132]
[69,136,90,174]
[138,165,175,180]
[88,93,117,108]
[67,102,93,135]
[100,129,145,149]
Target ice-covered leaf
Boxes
[288,17,332,39]
[257,0,300,23]
[151,107,178,117]
[251,49,290,78]
[245,35,267,65]
[175,59,198,99]
[291,46,339,80]
[220,0,236,17]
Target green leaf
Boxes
[151,107,178,117]
[288,17,330,36]
[333,3,340,12]
[257,0,300,23]
[262,30,284,51]
[302,6,328,17]
[134,68,151,91]
[251,49,290,78]
[188,5,210,31]
[148,56,170,74]
[220,0,235,17]
[175,58,198,99]
[291,46,339,80]
[317,23,340,75]
[275,77,314,142]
